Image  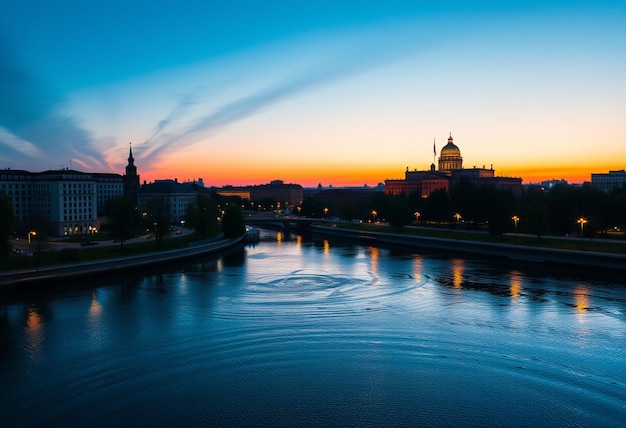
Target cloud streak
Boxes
[139,30,417,165]
[0,37,105,170]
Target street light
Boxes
[371,210,377,223]
[414,211,420,227]
[577,217,587,239]
[454,213,462,226]
[28,231,37,251]
[512,215,519,235]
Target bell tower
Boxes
[123,143,140,204]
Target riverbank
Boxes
[0,236,244,290]
[309,224,626,272]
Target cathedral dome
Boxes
[438,133,463,172]
[440,134,460,157]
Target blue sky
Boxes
[1,1,625,185]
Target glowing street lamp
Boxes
[577,217,588,237]
[371,210,377,222]
[414,211,421,226]
[512,215,520,235]
[28,231,37,250]
[454,213,462,225]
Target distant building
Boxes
[216,180,304,208]
[386,165,449,197]
[540,179,568,189]
[311,188,379,215]
[93,173,125,215]
[0,169,35,233]
[0,169,103,236]
[0,147,136,236]
[591,169,626,192]
[385,134,522,197]
[137,179,209,223]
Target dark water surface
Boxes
[1,230,625,427]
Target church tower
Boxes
[438,133,463,173]
[123,143,140,203]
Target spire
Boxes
[448,132,453,143]
[128,142,134,164]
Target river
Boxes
[1,229,625,427]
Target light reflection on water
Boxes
[1,229,625,426]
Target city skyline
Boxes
[1,1,624,187]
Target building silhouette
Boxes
[123,144,140,204]
[385,134,522,197]
[591,169,626,192]
[0,168,124,236]
[137,179,210,224]
[0,147,141,236]
[216,180,304,209]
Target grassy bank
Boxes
[1,233,205,272]
[331,223,626,255]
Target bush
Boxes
[222,205,246,238]
[58,248,79,262]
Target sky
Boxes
[1,1,625,187]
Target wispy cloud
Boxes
[0,37,105,170]
[0,127,42,157]
[139,29,416,165]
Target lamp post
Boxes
[453,213,462,239]
[414,211,420,227]
[371,210,377,223]
[28,231,37,251]
[577,217,587,248]
[512,215,519,235]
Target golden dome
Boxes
[438,133,463,172]
[440,134,460,157]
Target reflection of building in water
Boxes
[385,134,522,197]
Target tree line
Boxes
[297,180,626,239]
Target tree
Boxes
[107,196,139,249]
[0,192,15,257]
[143,197,172,247]
[185,194,219,239]
[424,189,451,224]
[337,203,359,222]
[488,200,509,236]
[386,195,413,229]
[526,193,550,241]
[300,196,325,218]
[222,204,246,238]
